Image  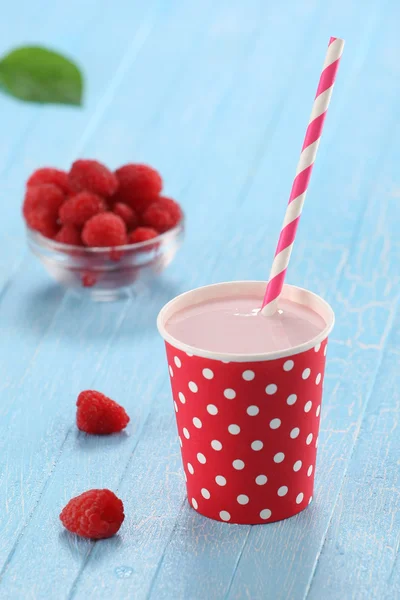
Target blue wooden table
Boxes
[1,1,400,598]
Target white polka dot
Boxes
[174,356,181,368]
[178,392,186,404]
[201,488,210,499]
[202,368,214,380]
[179,436,183,447]
[316,405,321,417]
[260,509,272,520]
[242,370,255,381]
[174,401,178,413]
[228,424,240,435]
[307,465,313,477]
[186,352,193,357]
[216,475,226,486]
[315,436,319,448]
[192,497,198,509]
[287,394,297,405]
[278,486,288,497]
[193,417,202,428]
[197,452,206,464]
[256,475,268,485]
[302,368,311,380]
[219,511,231,521]
[290,427,300,439]
[187,463,194,474]
[207,404,218,415]
[237,494,249,505]
[293,460,302,472]
[233,459,245,470]
[283,360,294,371]
[274,452,285,463]
[188,381,198,393]
[309,496,313,505]
[251,440,263,451]
[316,373,322,385]
[304,400,312,413]
[224,388,236,399]
[183,428,190,439]
[221,360,230,364]
[265,384,278,395]
[296,492,304,504]
[211,439,222,451]
[324,345,327,356]
[247,405,259,416]
[184,472,187,482]
[306,433,313,445]
[314,343,321,352]
[169,365,174,377]
[270,418,281,430]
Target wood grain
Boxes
[1,0,400,598]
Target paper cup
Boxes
[157,281,334,524]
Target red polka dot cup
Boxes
[157,281,334,524]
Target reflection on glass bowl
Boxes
[26,219,184,301]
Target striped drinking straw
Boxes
[261,37,344,316]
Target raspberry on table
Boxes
[113,164,162,211]
[129,227,159,243]
[27,167,70,194]
[55,225,83,246]
[113,202,138,229]
[82,213,128,247]
[60,489,125,539]
[59,192,106,227]
[142,197,182,233]
[76,390,130,434]
[69,160,119,197]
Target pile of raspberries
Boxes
[23,160,183,247]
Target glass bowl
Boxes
[26,220,184,301]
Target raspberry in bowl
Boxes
[24,161,184,301]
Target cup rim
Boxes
[157,281,335,362]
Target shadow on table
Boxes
[58,529,123,559]
[73,429,130,452]
[10,281,64,336]
[17,276,183,342]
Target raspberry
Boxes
[60,489,124,539]
[81,272,97,287]
[55,225,82,246]
[76,390,130,434]
[128,195,156,214]
[129,227,159,243]
[23,184,65,219]
[69,160,119,197]
[113,202,138,229]
[23,184,65,238]
[59,192,106,227]
[27,167,70,194]
[158,196,182,223]
[82,213,128,247]
[142,197,182,233]
[27,210,59,238]
[113,164,162,211]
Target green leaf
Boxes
[0,46,83,106]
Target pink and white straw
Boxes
[261,37,344,316]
